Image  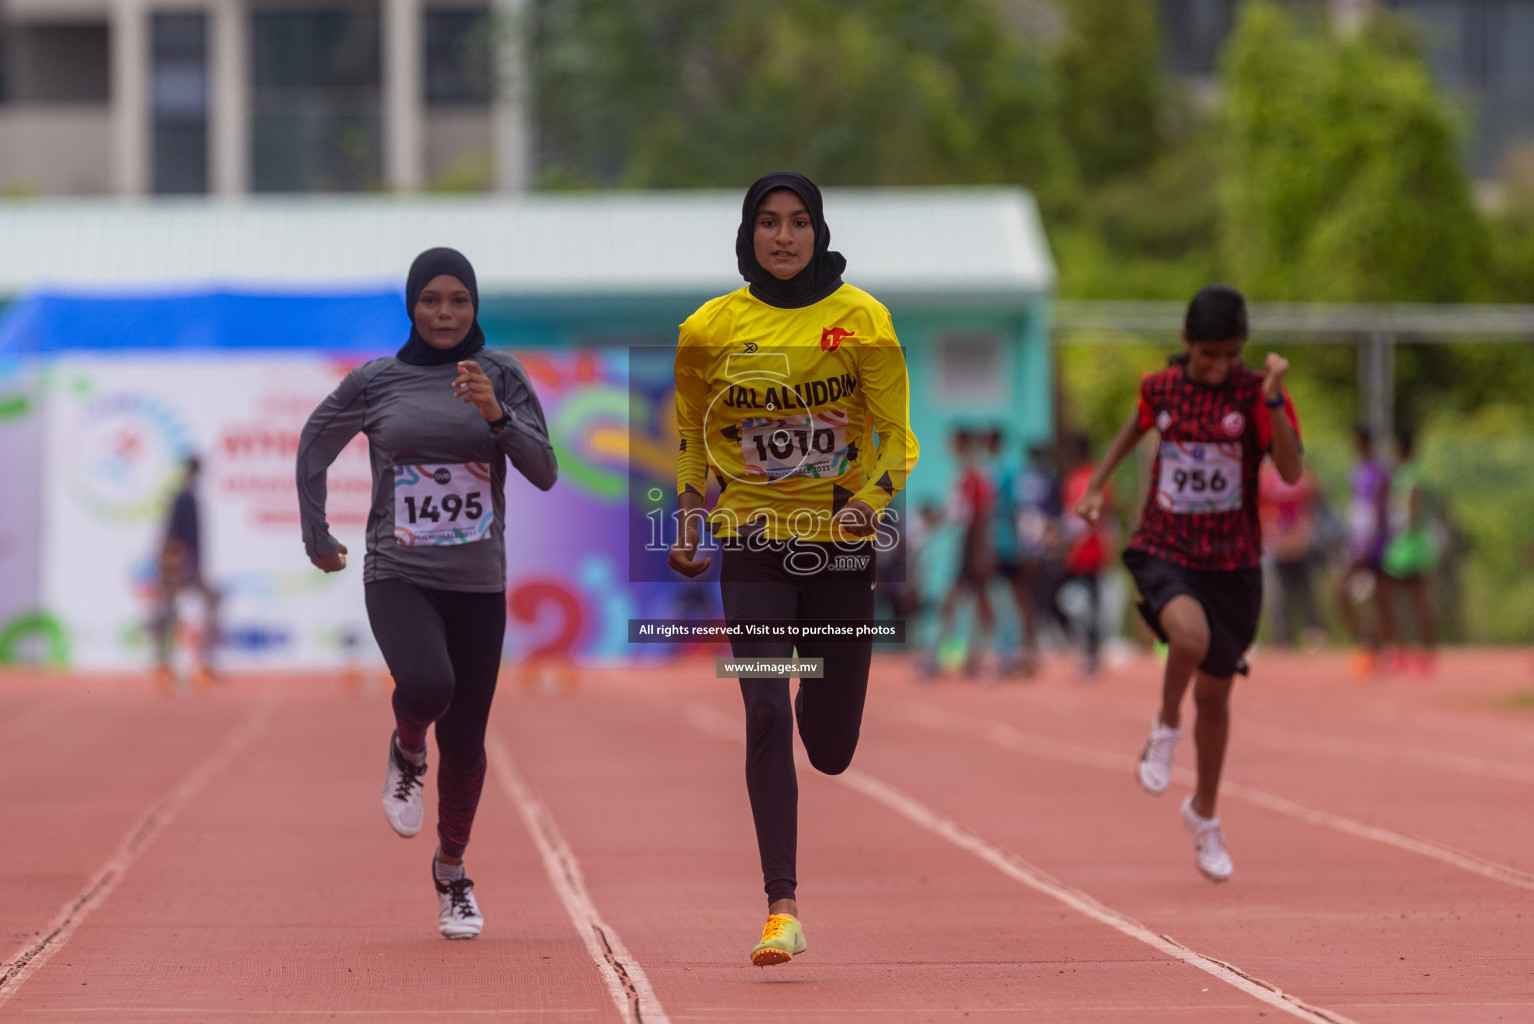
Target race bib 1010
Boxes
[393,462,494,546]
[1156,442,1242,514]
[739,409,852,482]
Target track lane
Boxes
[889,650,1534,876]
[0,674,251,965]
[0,677,623,1024]
[844,672,1534,1022]
[494,671,1351,1023]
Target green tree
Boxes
[1048,0,1221,300]
[1220,2,1490,302]
[531,0,1074,200]
[1054,0,1163,186]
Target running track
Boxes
[3,650,1533,1023]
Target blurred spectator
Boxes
[1056,434,1113,676]
[1338,425,1391,675]
[1018,442,1068,650]
[925,429,997,678]
[152,456,221,690]
[1381,427,1439,673]
[985,429,1040,677]
[885,500,943,646]
[1259,460,1326,648]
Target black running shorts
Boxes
[1122,548,1262,679]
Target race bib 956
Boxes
[1156,442,1242,514]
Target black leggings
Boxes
[720,541,876,906]
[365,578,506,859]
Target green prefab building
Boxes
[0,188,1053,667]
[0,187,1056,509]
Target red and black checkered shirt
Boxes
[1126,364,1301,572]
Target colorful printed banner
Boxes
[4,349,692,670]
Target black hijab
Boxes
[736,171,847,309]
[395,247,487,366]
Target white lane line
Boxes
[1242,724,1534,786]
[1009,679,1534,786]
[487,736,670,1024]
[904,703,1534,893]
[0,698,279,1009]
[685,704,1358,1024]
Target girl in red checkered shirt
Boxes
[1076,284,1302,883]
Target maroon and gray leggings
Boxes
[365,579,505,859]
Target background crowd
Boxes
[885,421,1459,680]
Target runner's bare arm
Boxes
[1077,413,1146,525]
[1263,353,1303,484]
[668,487,713,578]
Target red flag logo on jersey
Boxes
[821,327,855,351]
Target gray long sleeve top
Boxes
[296,349,557,592]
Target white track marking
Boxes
[0,699,279,1009]
[1242,724,1534,786]
[1011,678,1534,786]
[487,736,670,1024]
[685,704,1358,1024]
[904,703,1534,892]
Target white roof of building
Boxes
[0,188,1053,307]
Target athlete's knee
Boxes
[392,672,454,721]
[804,743,857,776]
[1166,617,1211,660]
[800,716,861,775]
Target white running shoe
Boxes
[1180,794,1233,882]
[382,731,427,838]
[1136,716,1181,794]
[436,872,483,939]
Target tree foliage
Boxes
[1054,0,1164,186]
[532,0,1074,200]
[1220,2,1490,302]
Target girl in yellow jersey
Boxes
[669,171,918,965]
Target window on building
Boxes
[251,4,383,192]
[935,334,1008,407]
[426,5,492,106]
[153,13,209,195]
[2,24,110,104]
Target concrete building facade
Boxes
[0,0,530,196]
[1,1,1529,195]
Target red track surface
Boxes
[4,649,1534,1023]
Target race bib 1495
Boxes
[1155,442,1243,514]
[393,462,494,546]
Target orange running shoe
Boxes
[751,913,807,966]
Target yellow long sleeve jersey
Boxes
[675,284,919,543]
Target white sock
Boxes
[434,856,465,883]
